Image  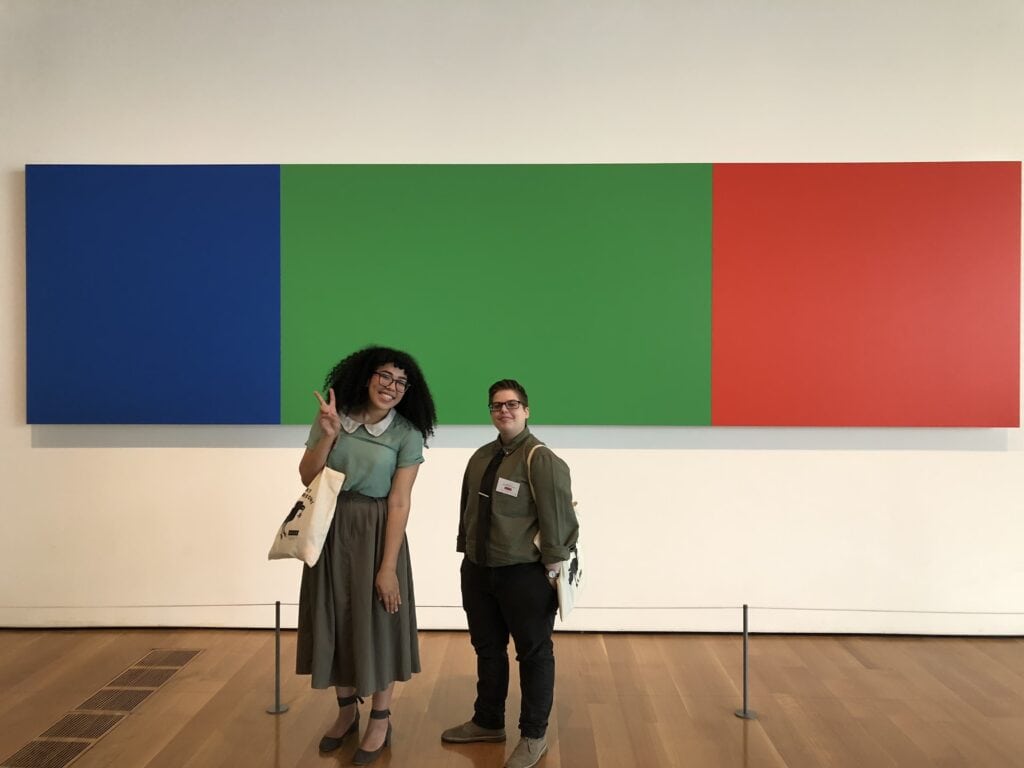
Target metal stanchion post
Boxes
[734,603,757,720]
[267,600,290,714]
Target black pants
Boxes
[461,558,558,738]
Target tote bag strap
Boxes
[525,442,546,498]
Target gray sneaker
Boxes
[504,735,548,768]
[441,720,507,743]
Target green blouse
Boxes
[306,411,425,498]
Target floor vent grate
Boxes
[40,713,123,740]
[138,649,200,667]
[108,667,178,688]
[76,688,153,713]
[2,648,201,768]
[1,740,89,768]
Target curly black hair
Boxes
[323,346,438,443]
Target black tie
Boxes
[475,447,507,566]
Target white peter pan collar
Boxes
[340,409,395,437]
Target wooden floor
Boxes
[1,629,1022,767]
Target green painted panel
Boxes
[281,164,711,426]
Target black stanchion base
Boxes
[734,709,758,720]
[267,704,290,715]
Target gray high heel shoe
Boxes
[318,694,363,753]
[352,708,391,765]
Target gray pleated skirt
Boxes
[296,490,420,695]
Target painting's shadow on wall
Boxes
[29,424,1015,451]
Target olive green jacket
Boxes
[457,427,579,566]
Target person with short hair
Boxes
[442,379,579,768]
[296,345,437,766]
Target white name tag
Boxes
[496,478,521,497]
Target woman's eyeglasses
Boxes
[374,370,410,393]
[488,400,523,413]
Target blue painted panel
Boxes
[26,165,281,424]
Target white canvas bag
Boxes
[268,466,346,567]
[528,444,584,621]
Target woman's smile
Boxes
[368,364,408,410]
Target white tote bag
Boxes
[268,466,346,567]
[553,526,583,622]
[527,444,584,621]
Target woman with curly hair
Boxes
[296,345,437,765]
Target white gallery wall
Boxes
[1,0,1022,635]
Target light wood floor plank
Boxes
[1,629,1022,768]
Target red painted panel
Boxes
[712,162,1020,426]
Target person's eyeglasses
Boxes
[488,400,523,413]
[374,370,410,393]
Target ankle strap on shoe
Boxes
[369,708,390,719]
[338,694,364,707]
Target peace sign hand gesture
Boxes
[314,388,342,440]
